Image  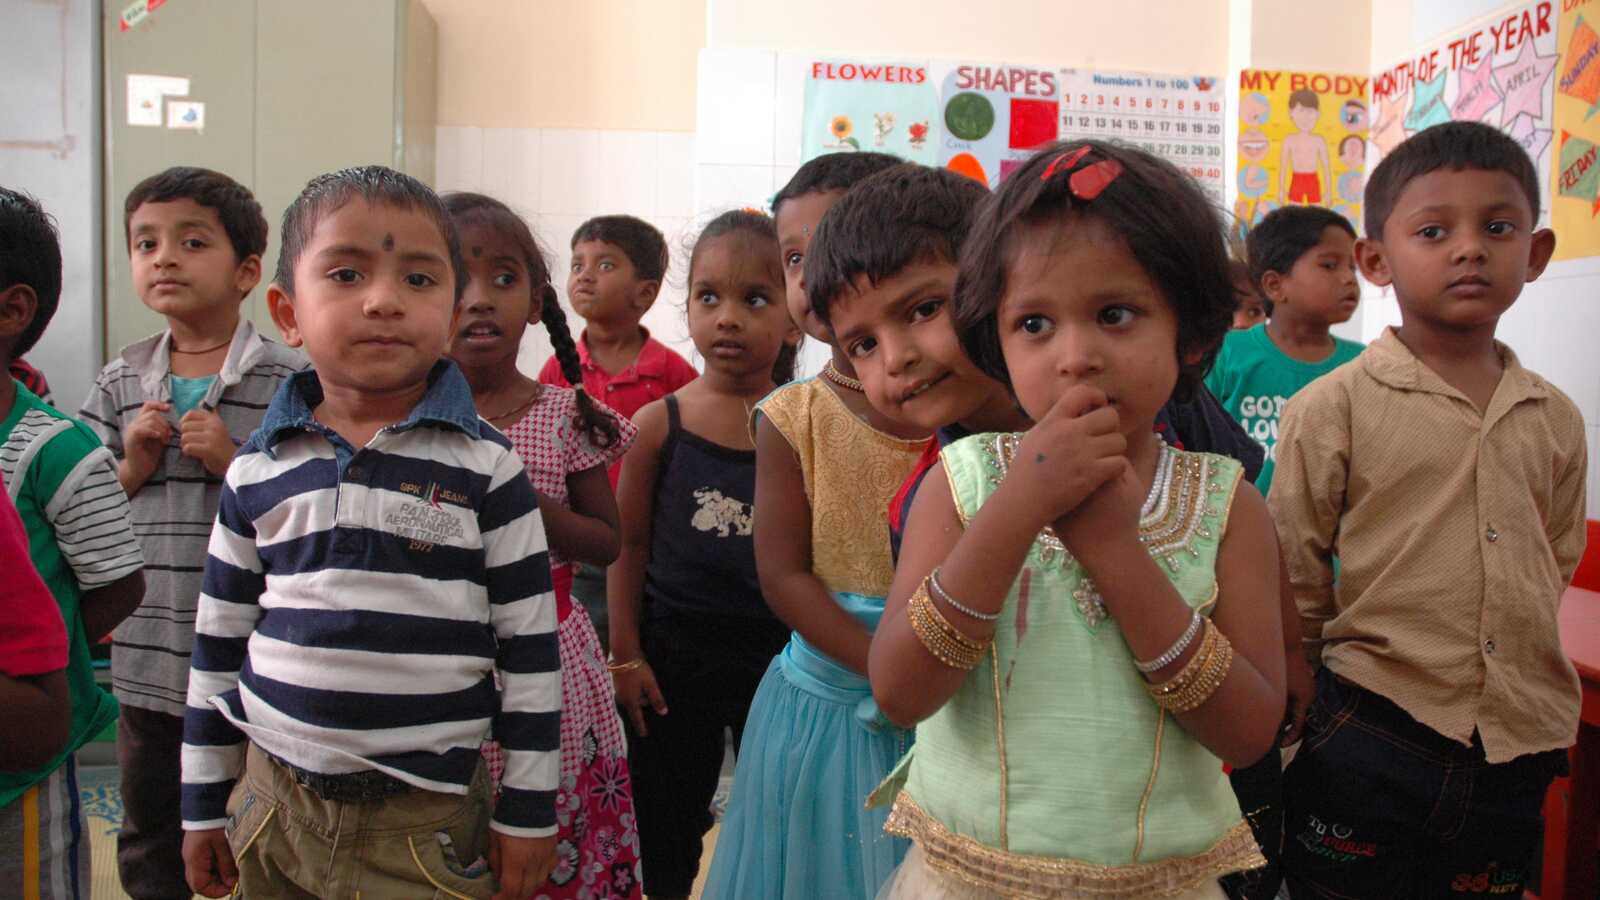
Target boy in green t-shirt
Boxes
[1207,206,1364,494]
[0,188,146,896]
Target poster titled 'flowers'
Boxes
[802,59,940,166]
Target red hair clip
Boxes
[1040,146,1123,201]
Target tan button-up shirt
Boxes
[1269,328,1587,762]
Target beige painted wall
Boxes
[706,0,1230,72]
[1251,0,1372,73]
[420,0,704,130]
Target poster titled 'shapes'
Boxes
[938,64,1060,187]
[1553,0,1600,259]
[1235,70,1370,239]
[1371,0,1558,227]
[1060,70,1224,205]
[801,59,940,165]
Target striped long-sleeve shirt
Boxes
[180,362,560,837]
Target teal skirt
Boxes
[701,592,911,899]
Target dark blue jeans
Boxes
[1283,668,1567,899]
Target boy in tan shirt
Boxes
[1271,120,1585,898]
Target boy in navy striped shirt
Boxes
[179,167,559,899]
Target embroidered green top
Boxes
[879,434,1264,898]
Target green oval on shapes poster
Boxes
[801,59,941,165]
[938,64,1061,187]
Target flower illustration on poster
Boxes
[802,59,940,164]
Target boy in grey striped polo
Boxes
[78,168,303,900]
[179,167,558,900]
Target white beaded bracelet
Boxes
[928,567,1001,622]
[1136,610,1203,673]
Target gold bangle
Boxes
[606,656,646,674]
[908,582,989,670]
[1147,622,1234,713]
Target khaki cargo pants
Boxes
[223,743,495,899]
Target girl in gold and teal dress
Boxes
[868,140,1288,899]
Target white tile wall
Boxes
[434,125,700,371]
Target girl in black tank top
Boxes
[605,211,800,898]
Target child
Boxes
[0,488,70,774]
[1280,89,1330,204]
[1229,257,1267,331]
[179,166,560,899]
[0,186,147,897]
[444,191,643,899]
[868,141,1286,899]
[75,166,304,899]
[1205,205,1363,495]
[541,215,697,651]
[608,210,800,900]
[1272,121,1583,898]
[701,154,929,900]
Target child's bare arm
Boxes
[1075,484,1286,767]
[181,830,238,898]
[0,669,70,771]
[606,400,668,733]
[542,464,622,567]
[80,570,145,644]
[754,417,871,674]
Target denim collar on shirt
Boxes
[252,359,482,458]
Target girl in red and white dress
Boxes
[446,192,643,900]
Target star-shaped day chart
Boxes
[1509,114,1553,167]
[1452,56,1503,122]
[1370,85,1410,158]
[1493,37,1558,129]
[1404,70,1451,133]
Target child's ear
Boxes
[633,279,662,313]
[1353,238,1392,287]
[0,284,38,340]
[266,283,303,347]
[529,286,553,327]
[1259,270,1288,305]
[1525,228,1557,283]
[233,254,263,298]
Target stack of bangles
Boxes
[1144,618,1234,712]
[908,570,993,671]
[606,656,645,674]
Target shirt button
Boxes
[1485,527,1499,543]
[1484,638,1496,655]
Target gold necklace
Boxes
[483,386,542,423]
[820,361,864,393]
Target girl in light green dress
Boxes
[867,140,1288,899]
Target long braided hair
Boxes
[443,193,622,448]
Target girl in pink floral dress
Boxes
[446,193,643,900]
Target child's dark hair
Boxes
[1288,89,1319,111]
[954,140,1233,401]
[1246,206,1356,293]
[0,188,62,358]
[123,166,268,263]
[1364,120,1541,238]
[805,163,987,327]
[690,209,796,385]
[444,193,621,448]
[771,152,903,215]
[571,216,668,284]
[275,166,466,301]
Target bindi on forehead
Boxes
[382,233,395,252]
[471,245,483,258]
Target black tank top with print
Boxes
[643,396,787,638]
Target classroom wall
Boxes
[0,0,100,413]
